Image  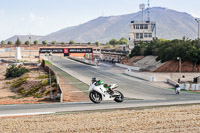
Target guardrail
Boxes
[115,63,140,71]
[125,69,156,82]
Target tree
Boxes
[69,40,75,45]
[34,40,38,45]
[95,41,100,47]
[51,40,56,45]
[109,39,118,46]
[87,42,92,45]
[61,42,66,46]
[15,38,22,47]
[1,40,5,46]
[118,37,128,45]
[8,41,13,46]
[25,40,30,46]
[42,40,47,46]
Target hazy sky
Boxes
[0,0,199,41]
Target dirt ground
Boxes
[59,77,89,102]
[0,62,57,105]
[0,104,200,132]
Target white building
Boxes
[129,20,156,49]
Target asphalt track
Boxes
[1,56,200,116]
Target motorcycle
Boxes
[89,78,124,103]
[175,84,181,95]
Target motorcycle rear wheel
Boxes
[89,91,102,103]
[113,90,124,102]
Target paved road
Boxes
[1,56,200,117]
[51,56,200,101]
[1,99,200,116]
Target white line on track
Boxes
[0,112,55,117]
[88,70,121,82]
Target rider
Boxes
[92,78,113,94]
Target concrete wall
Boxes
[116,63,140,71]
[69,57,98,66]
[125,69,156,82]
[167,78,200,91]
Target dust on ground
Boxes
[0,62,57,105]
[1,104,200,132]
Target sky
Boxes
[0,0,200,41]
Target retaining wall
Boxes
[167,78,200,91]
[43,60,63,102]
[124,69,156,82]
[69,57,98,66]
[116,63,140,71]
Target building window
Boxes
[149,33,152,38]
[140,24,144,29]
[136,33,140,39]
[144,33,148,38]
[144,24,148,29]
[140,33,143,39]
[144,33,152,38]
[136,24,140,29]
[135,33,144,39]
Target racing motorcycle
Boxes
[175,84,181,95]
[89,78,124,103]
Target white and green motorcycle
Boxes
[89,78,124,103]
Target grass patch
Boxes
[48,65,89,92]
[24,80,48,97]
[45,60,52,65]
[5,81,12,84]
[36,74,48,79]
[11,76,29,88]
[8,95,24,99]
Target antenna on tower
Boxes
[148,0,150,21]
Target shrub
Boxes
[18,87,25,94]
[36,74,48,79]
[33,93,42,98]
[11,76,28,88]
[44,90,50,96]
[24,80,49,97]
[5,65,30,78]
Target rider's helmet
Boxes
[92,77,98,83]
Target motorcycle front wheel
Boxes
[89,91,102,103]
[113,90,124,103]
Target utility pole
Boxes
[195,18,200,48]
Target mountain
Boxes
[39,7,198,43]
[5,35,43,43]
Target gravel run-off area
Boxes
[1,104,200,133]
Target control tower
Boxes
[129,3,156,50]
